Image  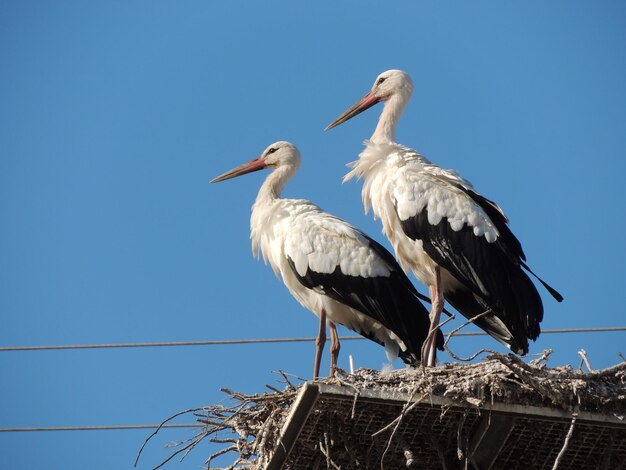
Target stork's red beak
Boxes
[210,157,266,183]
[325,91,380,131]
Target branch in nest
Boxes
[272,370,305,389]
[141,353,626,469]
[584,361,626,378]
[444,345,499,363]
[205,445,239,468]
[578,349,594,372]
[488,354,567,405]
[134,407,205,467]
[318,432,341,470]
[442,311,498,363]
[376,388,426,470]
[443,311,489,349]
[530,349,553,367]
[333,371,361,419]
[551,414,577,470]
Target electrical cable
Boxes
[1,327,624,352]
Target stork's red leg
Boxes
[329,321,340,377]
[422,267,443,367]
[313,309,327,379]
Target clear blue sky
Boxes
[1,1,625,469]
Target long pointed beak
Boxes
[210,157,266,183]
[325,91,380,131]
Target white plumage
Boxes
[211,141,436,378]
[327,70,562,365]
[344,141,500,285]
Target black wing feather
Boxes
[399,206,544,354]
[286,237,442,365]
[455,184,562,302]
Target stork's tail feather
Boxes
[444,288,528,355]
[520,261,564,302]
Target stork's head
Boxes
[210,141,301,184]
[325,69,413,131]
[261,141,301,171]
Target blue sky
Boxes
[1,1,625,469]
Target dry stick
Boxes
[456,411,468,460]
[265,384,282,394]
[377,389,426,470]
[618,352,626,364]
[444,311,489,349]
[491,353,550,378]
[151,386,300,470]
[163,439,186,450]
[578,349,594,372]
[530,349,553,366]
[224,457,244,470]
[444,345,500,363]
[221,388,296,403]
[253,408,278,467]
[205,445,239,468]
[370,399,417,439]
[223,394,273,427]
[178,431,211,464]
[442,311,498,362]
[210,437,238,445]
[372,401,421,440]
[490,354,565,405]
[552,415,577,470]
[324,432,332,469]
[153,433,210,470]
[175,399,244,468]
[272,369,303,389]
[318,433,341,470]
[164,428,203,452]
[334,372,361,419]
[585,361,626,378]
[134,407,204,467]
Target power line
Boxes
[2,327,625,435]
[1,327,625,352]
[0,424,202,433]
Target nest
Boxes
[138,353,626,469]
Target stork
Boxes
[326,70,563,366]
[211,141,441,378]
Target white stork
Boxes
[326,70,563,366]
[210,141,440,378]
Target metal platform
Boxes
[266,382,626,470]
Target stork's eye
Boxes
[377,77,386,86]
[267,148,277,154]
